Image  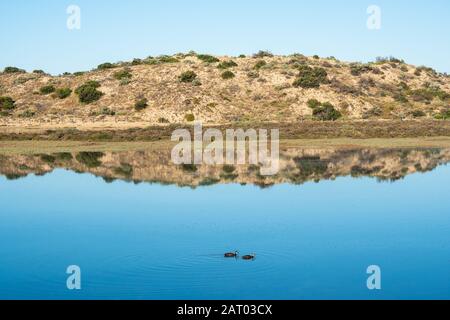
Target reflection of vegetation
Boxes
[76,152,104,168]
[1,147,450,188]
[199,177,220,186]
[220,165,238,180]
[40,154,56,164]
[181,164,197,172]
[294,156,329,176]
[54,153,73,161]
[113,163,133,178]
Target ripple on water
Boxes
[87,249,297,298]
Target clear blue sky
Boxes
[1,0,449,75]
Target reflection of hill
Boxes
[1,147,449,187]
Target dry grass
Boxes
[2,136,450,155]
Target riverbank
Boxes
[1,137,450,155]
[1,120,450,142]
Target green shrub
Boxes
[196,54,219,63]
[158,55,179,63]
[55,88,72,99]
[293,65,328,88]
[179,71,197,83]
[134,98,148,111]
[350,63,373,76]
[0,96,15,111]
[306,100,341,121]
[307,99,321,109]
[33,70,45,74]
[131,58,143,65]
[254,60,267,70]
[75,81,103,104]
[221,70,235,80]
[253,50,273,58]
[375,56,405,64]
[97,62,116,70]
[313,55,320,59]
[409,87,449,103]
[3,66,25,74]
[238,54,246,58]
[39,85,56,95]
[312,102,342,121]
[218,60,238,69]
[19,110,36,118]
[100,107,116,116]
[185,113,195,122]
[113,68,132,81]
[434,109,450,120]
[76,152,104,168]
[411,110,426,118]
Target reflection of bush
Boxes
[76,152,104,168]
[294,156,329,177]
[114,163,133,178]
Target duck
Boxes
[224,251,239,258]
[242,253,256,260]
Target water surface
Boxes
[0,147,449,299]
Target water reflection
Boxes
[1,147,449,187]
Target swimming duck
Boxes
[242,253,256,260]
[224,251,239,258]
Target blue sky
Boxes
[1,0,449,74]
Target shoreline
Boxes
[1,120,450,142]
[1,137,450,155]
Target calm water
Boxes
[0,148,449,300]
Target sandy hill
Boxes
[0,51,449,130]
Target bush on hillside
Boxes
[97,62,116,70]
[306,99,342,121]
[39,85,56,95]
[312,102,342,121]
[113,68,132,81]
[179,71,198,83]
[134,98,148,111]
[221,70,235,80]
[55,88,72,99]
[307,99,322,109]
[3,66,25,74]
[293,65,328,88]
[253,50,273,58]
[217,60,238,69]
[158,55,179,63]
[75,81,103,104]
[254,60,267,70]
[0,96,15,111]
[196,54,219,63]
